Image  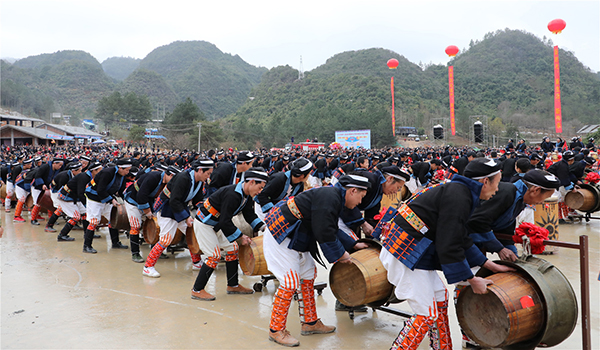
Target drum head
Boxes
[143,217,159,245]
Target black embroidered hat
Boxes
[244,167,269,182]
[464,158,502,179]
[381,166,410,182]
[291,158,313,176]
[338,174,371,190]
[523,170,561,190]
[236,151,256,163]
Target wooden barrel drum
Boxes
[239,235,271,276]
[457,256,577,349]
[142,217,200,254]
[110,205,130,231]
[565,184,600,213]
[457,272,544,348]
[329,242,393,307]
[143,217,160,245]
[38,190,56,212]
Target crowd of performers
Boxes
[0,136,598,349]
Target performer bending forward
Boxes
[263,174,370,347]
[379,158,514,350]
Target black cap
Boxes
[115,159,133,168]
[562,151,574,160]
[464,158,502,179]
[243,167,269,182]
[236,151,256,163]
[155,164,169,172]
[338,174,371,190]
[166,166,181,175]
[68,162,82,170]
[128,167,139,176]
[530,153,542,161]
[291,158,313,176]
[583,156,595,165]
[523,170,561,190]
[53,158,65,163]
[381,166,410,182]
[80,155,91,162]
[88,162,102,171]
[192,158,215,170]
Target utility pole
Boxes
[197,123,202,153]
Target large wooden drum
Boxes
[239,235,271,276]
[565,184,600,213]
[142,217,194,250]
[110,205,130,231]
[329,241,393,307]
[0,185,15,201]
[143,217,160,245]
[533,197,558,253]
[38,190,56,212]
[457,272,544,348]
[457,256,577,349]
[232,213,254,237]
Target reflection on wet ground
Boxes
[1,211,598,349]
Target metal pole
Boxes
[197,123,202,153]
[580,235,591,350]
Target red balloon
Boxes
[548,19,566,34]
[445,45,459,57]
[387,58,399,69]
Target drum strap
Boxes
[397,203,428,234]
[286,198,303,219]
[203,199,220,218]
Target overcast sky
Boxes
[1,0,598,72]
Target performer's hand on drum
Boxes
[143,208,153,219]
[237,234,252,246]
[468,276,493,294]
[185,216,194,227]
[338,251,352,264]
[498,248,517,262]
[112,199,120,207]
[361,222,374,236]
[483,260,516,274]
[353,242,369,250]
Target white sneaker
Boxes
[192,261,203,270]
[143,266,160,278]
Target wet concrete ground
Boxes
[1,211,598,350]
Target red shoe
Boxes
[36,215,46,221]
[13,216,26,222]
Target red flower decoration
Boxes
[374,207,388,221]
[513,222,549,254]
[585,172,600,184]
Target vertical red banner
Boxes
[391,77,396,137]
[448,66,456,135]
[553,46,562,133]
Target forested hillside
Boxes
[101,56,141,81]
[228,29,600,148]
[1,50,114,122]
[118,69,179,113]
[1,30,598,149]
[138,41,268,119]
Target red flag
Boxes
[553,46,562,133]
[448,66,456,135]
[391,77,396,137]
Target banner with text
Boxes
[335,130,371,149]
